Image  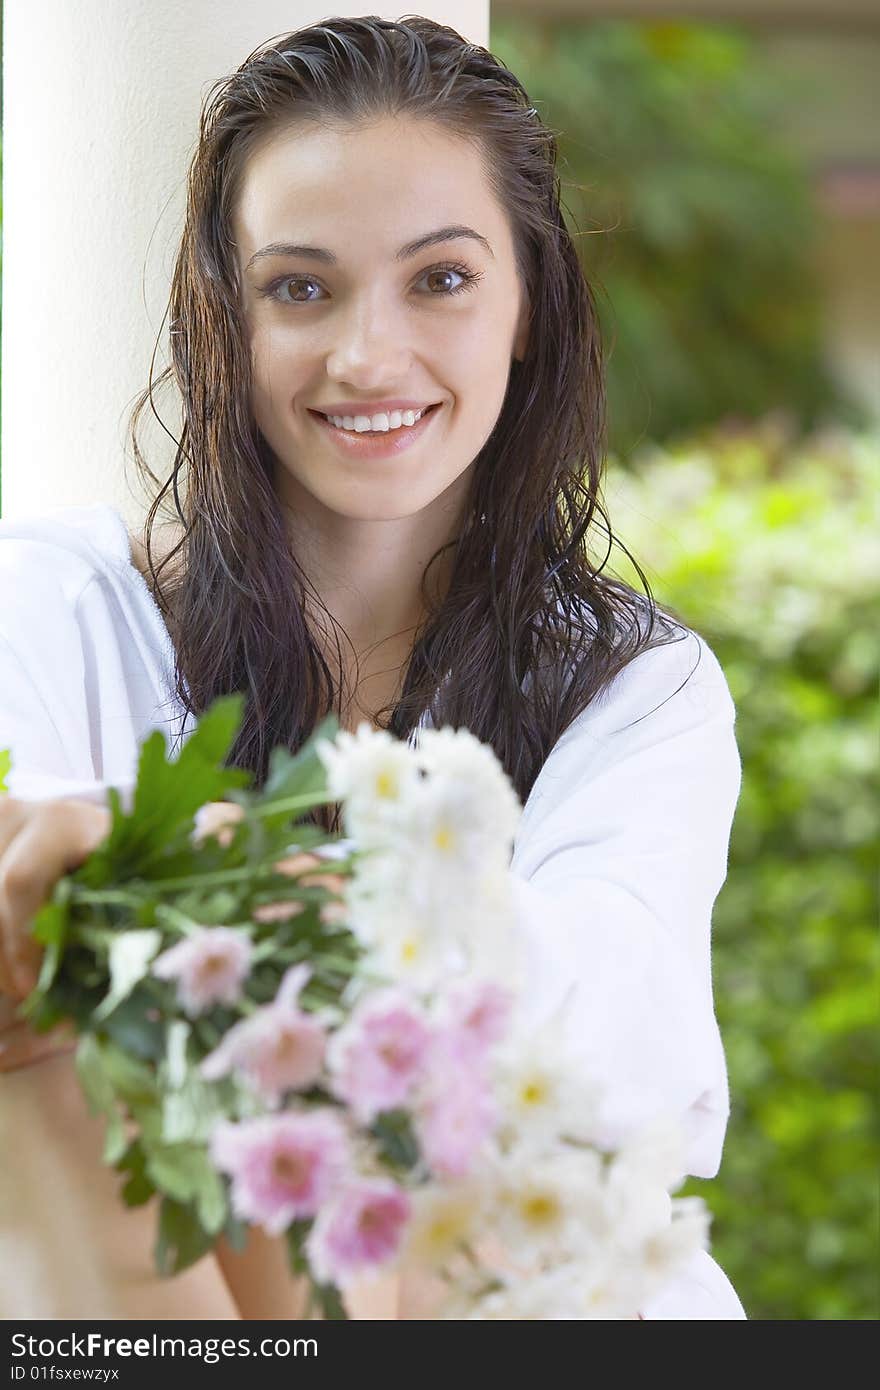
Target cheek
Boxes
[249,324,303,398]
[455,309,516,385]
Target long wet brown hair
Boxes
[128,14,693,834]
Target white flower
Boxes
[315,723,419,845]
[450,1265,592,1320]
[576,1254,646,1319]
[316,722,525,988]
[487,1145,603,1264]
[492,1016,602,1149]
[366,918,467,991]
[398,732,521,883]
[402,1180,490,1271]
[414,726,522,852]
[637,1196,711,1302]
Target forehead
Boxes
[232,117,506,264]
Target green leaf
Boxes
[154,1196,215,1276]
[146,1144,228,1237]
[102,993,165,1062]
[157,1020,227,1144]
[75,1034,116,1116]
[102,1108,129,1165]
[222,1212,249,1253]
[161,1072,227,1145]
[74,1034,158,1160]
[99,1040,159,1109]
[164,1020,191,1089]
[313,1282,349,1320]
[28,894,71,998]
[74,1036,130,1163]
[285,1220,312,1277]
[0,747,11,794]
[73,694,252,887]
[145,1141,208,1200]
[370,1108,421,1171]
[195,1168,229,1236]
[262,714,339,807]
[93,930,162,1022]
[115,1141,155,1207]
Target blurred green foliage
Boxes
[603,418,879,1320]
[491,17,866,457]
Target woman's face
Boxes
[233,116,530,527]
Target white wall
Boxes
[0,2,489,526]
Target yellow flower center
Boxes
[433,823,455,851]
[375,769,398,798]
[521,1193,560,1227]
[520,1078,548,1107]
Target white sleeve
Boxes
[508,628,741,1179]
[1,632,134,811]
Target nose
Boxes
[324,290,412,387]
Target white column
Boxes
[1,1,489,527]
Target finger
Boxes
[0,799,29,998]
[0,800,111,997]
[192,801,245,848]
[0,1022,77,1074]
[0,993,26,1031]
[272,851,323,877]
[273,853,346,891]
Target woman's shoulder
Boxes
[551,586,736,740]
[524,617,739,815]
[127,516,186,583]
[0,503,132,621]
[596,623,736,730]
[0,502,183,665]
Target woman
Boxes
[0,15,746,1318]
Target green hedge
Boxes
[604,419,879,1319]
[491,17,864,456]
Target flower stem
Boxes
[250,791,339,818]
[153,903,206,936]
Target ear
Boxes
[512,285,531,363]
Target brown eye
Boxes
[417,263,481,298]
[262,275,325,304]
[424,268,457,293]
[283,277,323,303]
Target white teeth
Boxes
[325,407,429,432]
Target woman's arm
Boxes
[507,629,742,1179]
[215,1233,401,1319]
[214,1229,313,1319]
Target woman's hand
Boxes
[0,797,346,1076]
[0,796,111,1073]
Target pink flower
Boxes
[199,964,326,1104]
[151,927,252,1016]
[436,978,512,1062]
[415,1064,499,1179]
[326,990,433,1124]
[306,1177,412,1289]
[210,1109,350,1235]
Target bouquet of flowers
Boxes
[0,700,709,1319]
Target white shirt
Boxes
[0,502,746,1319]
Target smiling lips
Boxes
[310,401,442,458]
[321,406,430,433]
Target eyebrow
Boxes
[244,224,494,272]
